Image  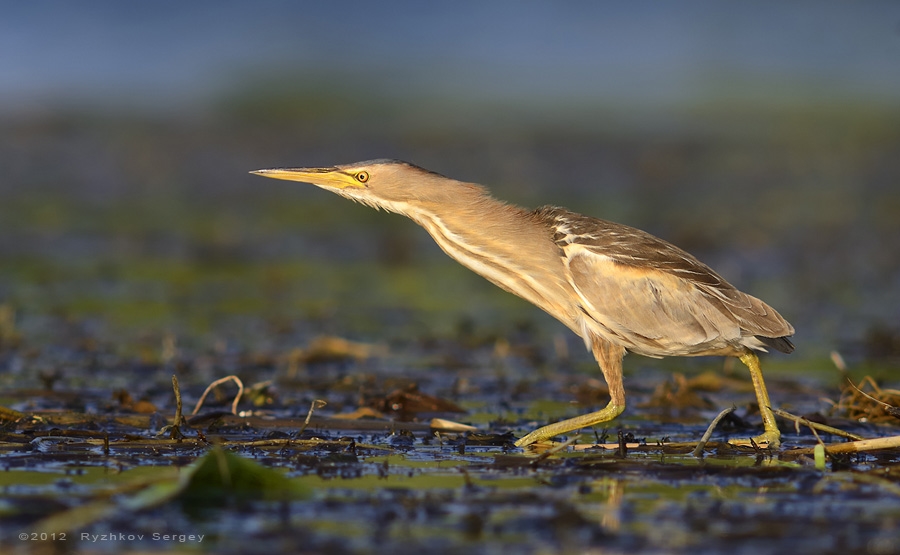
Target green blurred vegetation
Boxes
[2,82,900,366]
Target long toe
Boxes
[728,430,781,450]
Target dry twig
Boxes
[191,375,245,416]
[788,435,900,456]
[692,406,736,457]
[297,399,328,437]
[772,408,865,441]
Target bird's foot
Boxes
[728,430,781,450]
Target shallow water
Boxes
[2,310,900,554]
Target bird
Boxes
[251,159,794,448]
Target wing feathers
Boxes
[531,206,794,356]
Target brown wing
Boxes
[531,206,794,355]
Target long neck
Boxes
[405,184,583,334]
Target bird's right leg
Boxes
[515,339,626,448]
[728,351,781,449]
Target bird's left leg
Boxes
[515,339,626,447]
[729,352,781,449]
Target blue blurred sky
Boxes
[2,1,898,115]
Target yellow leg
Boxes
[729,352,781,448]
[514,401,624,447]
[516,338,626,448]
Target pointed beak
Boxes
[250,167,366,190]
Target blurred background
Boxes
[1,1,899,385]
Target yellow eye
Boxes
[356,171,369,183]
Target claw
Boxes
[728,430,781,449]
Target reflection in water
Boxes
[601,478,625,533]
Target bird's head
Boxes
[251,159,458,213]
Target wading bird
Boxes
[252,160,794,448]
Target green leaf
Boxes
[177,447,310,504]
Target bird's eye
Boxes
[356,171,369,183]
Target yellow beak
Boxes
[250,168,366,190]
